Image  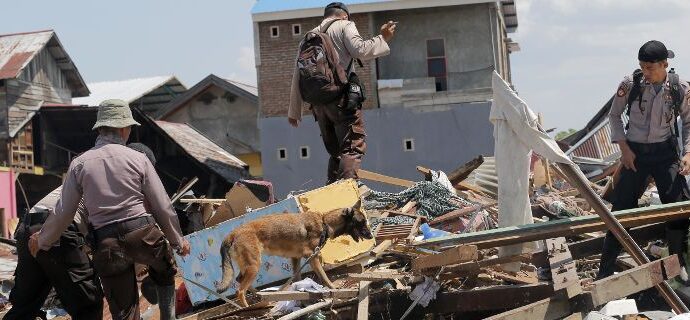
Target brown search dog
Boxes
[215,200,373,307]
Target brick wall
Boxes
[258,13,377,118]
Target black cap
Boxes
[325,2,349,16]
[638,40,675,62]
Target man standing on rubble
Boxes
[599,40,690,280]
[28,99,191,320]
[288,2,396,184]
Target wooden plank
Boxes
[485,292,572,320]
[347,272,412,281]
[489,269,539,285]
[427,283,554,313]
[416,166,433,181]
[357,281,370,320]
[412,245,478,271]
[488,255,682,320]
[429,253,532,278]
[428,205,482,227]
[377,233,412,241]
[180,198,226,204]
[256,289,358,302]
[447,155,485,185]
[415,200,690,249]
[587,255,679,307]
[278,299,333,320]
[545,237,579,292]
[400,201,417,213]
[369,239,393,257]
[406,217,422,243]
[357,169,414,188]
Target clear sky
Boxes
[2,0,690,133]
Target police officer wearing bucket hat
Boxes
[29,99,191,320]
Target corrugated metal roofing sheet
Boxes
[73,76,186,106]
[0,30,89,97]
[0,30,53,79]
[154,120,248,181]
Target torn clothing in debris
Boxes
[490,72,573,271]
[363,181,470,219]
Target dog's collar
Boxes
[319,223,329,248]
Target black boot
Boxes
[157,285,176,320]
[596,232,623,280]
[667,229,689,283]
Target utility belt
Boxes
[93,215,156,243]
[627,139,676,155]
[24,210,49,226]
[19,209,85,247]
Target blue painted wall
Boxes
[260,102,495,197]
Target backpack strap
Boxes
[668,68,683,137]
[625,69,644,130]
[320,18,341,33]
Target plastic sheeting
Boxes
[490,72,573,272]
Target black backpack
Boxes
[297,20,349,105]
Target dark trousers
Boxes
[6,223,103,320]
[597,140,690,279]
[312,101,367,184]
[92,217,177,320]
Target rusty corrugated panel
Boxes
[0,30,89,96]
[0,52,33,79]
[0,30,53,80]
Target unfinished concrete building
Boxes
[252,0,519,196]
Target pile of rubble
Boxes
[173,155,690,320]
[0,154,687,319]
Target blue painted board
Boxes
[175,197,301,306]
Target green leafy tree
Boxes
[555,128,577,140]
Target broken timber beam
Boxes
[415,200,690,250]
[427,283,554,313]
[357,169,414,188]
[257,289,358,302]
[486,255,681,320]
[347,272,414,282]
[411,245,478,272]
[357,281,370,320]
[447,155,484,186]
[277,299,333,320]
[545,237,579,292]
[180,198,226,204]
[588,254,680,306]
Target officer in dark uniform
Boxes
[6,188,102,320]
[599,40,690,279]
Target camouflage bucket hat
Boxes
[92,99,141,130]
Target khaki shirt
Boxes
[288,18,391,121]
[31,186,89,239]
[609,73,690,151]
[38,134,184,250]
